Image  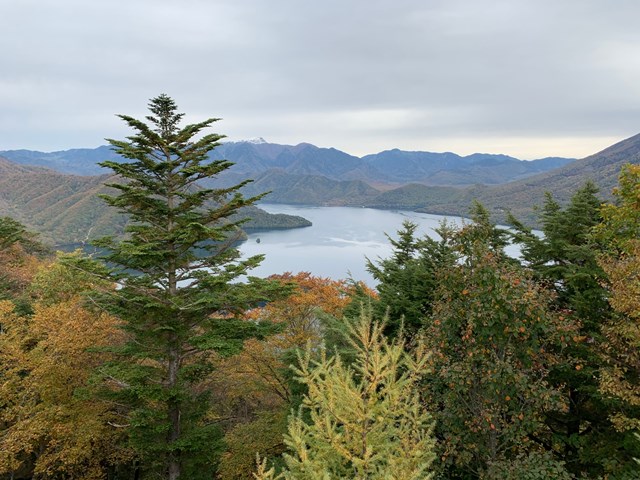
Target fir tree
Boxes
[93,95,283,479]
[366,220,456,338]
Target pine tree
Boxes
[255,308,436,480]
[93,95,283,479]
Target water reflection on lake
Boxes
[239,204,522,286]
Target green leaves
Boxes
[90,95,284,478]
[424,243,565,477]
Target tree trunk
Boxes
[167,343,181,480]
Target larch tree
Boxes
[92,95,284,480]
[217,273,373,480]
[254,307,436,480]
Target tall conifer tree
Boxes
[94,95,282,479]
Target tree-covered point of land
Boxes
[91,95,285,480]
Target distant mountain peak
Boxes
[241,137,267,144]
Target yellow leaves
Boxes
[212,272,370,453]
[258,309,436,479]
[0,296,127,478]
[0,299,16,317]
[0,243,41,296]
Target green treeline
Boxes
[0,96,639,479]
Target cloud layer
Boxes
[1,0,639,158]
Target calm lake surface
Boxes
[239,204,523,286]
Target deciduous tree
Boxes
[255,308,436,480]
[424,218,573,479]
[595,165,640,450]
[0,255,129,479]
[0,217,45,311]
[509,183,622,476]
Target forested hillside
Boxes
[0,157,310,245]
[6,134,640,232]
[2,166,640,479]
[365,133,640,224]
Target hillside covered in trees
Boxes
[0,158,311,246]
[1,97,639,480]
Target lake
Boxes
[238,204,524,286]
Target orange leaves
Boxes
[213,272,367,424]
[214,274,377,478]
[246,272,366,323]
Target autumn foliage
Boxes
[0,256,130,479]
[2,162,640,479]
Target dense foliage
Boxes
[1,98,640,479]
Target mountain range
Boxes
[0,142,573,186]
[1,133,639,244]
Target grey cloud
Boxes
[0,0,639,156]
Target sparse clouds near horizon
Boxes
[1,0,639,158]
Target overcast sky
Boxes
[1,0,639,159]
